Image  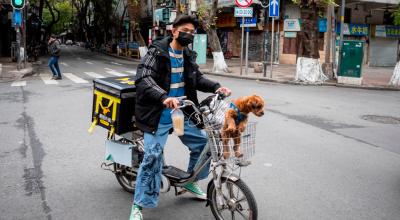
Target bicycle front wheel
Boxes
[209,178,258,220]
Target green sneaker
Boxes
[183,182,207,200]
[129,204,143,220]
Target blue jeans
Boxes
[133,119,209,208]
[48,56,61,77]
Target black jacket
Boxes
[49,40,61,57]
[135,37,221,133]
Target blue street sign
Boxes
[13,10,22,26]
[269,0,279,18]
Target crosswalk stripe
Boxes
[126,70,136,75]
[111,62,122,66]
[84,72,105,78]
[11,81,26,87]
[40,75,59,84]
[104,67,113,71]
[106,70,128,77]
[63,73,89,83]
[60,62,69,67]
[86,61,94,65]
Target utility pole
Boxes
[23,3,28,67]
[261,2,269,77]
[338,0,345,77]
[324,5,333,78]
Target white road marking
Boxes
[40,75,59,84]
[263,163,273,167]
[11,81,26,87]
[86,61,94,65]
[106,70,128,77]
[111,62,122,66]
[63,73,89,83]
[84,72,105,78]
[60,62,69,67]
[104,67,113,71]
[126,70,136,75]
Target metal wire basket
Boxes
[204,99,230,130]
[208,122,257,162]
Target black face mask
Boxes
[176,31,194,47]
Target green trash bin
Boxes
[339,40,364,78]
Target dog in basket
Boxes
[221,95,265,160]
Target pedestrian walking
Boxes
[48,34,62,80]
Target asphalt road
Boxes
[1,46,400,220]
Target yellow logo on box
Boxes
[116,77,135,85]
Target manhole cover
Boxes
[361,115,400,125]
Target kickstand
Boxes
[174,186,187,196]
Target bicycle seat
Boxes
[162,165,191,180]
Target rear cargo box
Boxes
[88,76,136,137]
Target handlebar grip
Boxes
[216,91,227,100]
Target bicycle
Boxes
[102,93,258,220]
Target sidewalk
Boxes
[0,57,35,83]
[199,58,399,91]
[102,51,399,91]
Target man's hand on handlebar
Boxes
[216,87,231,97]
[163,97,179,109]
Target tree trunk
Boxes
[127,0,145,46]
[323,5,333,79]
[44,0,60,39]
[201,0,229,73]
[389,61,400,86]
[295,2,327,83]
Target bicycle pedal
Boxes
[236,160,251,167]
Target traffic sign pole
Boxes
[270,17,274,78]
[245,27,249,75]
[240,17,244,76]
[235,0,253,76]
[268,0,279,78]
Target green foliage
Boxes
[195,1,219,29]
[129,0,139,6]
[43,0,75,34]
[393,5,400,25]
[292,0,338,6]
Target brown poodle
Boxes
[221,95,265,159]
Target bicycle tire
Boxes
[209,178,258,220]
[115,164,136,193]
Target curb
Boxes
[100,51,141,63]
[0,63,35,83]
[203,71,400,91]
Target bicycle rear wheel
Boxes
[209,178,258,220]
[115,164,137,193]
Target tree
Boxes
[42,0,61,38]
[393,5,400,25]
[292,0,335,83]
[389,4,400,86]
[196,0,230,73]
[43,1,75,35]
[72,0,91,42]
[126,0,145,46]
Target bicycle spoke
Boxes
[236,196,247,203]
[235,208,249,220]
[217,205,229,211]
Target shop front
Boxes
[370,25,400,67]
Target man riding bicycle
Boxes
[130,15,231,220]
